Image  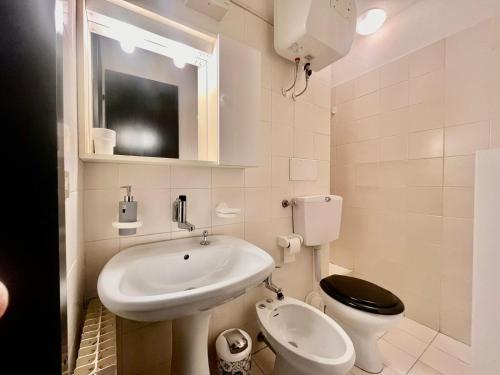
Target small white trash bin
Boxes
[216,328,252,375]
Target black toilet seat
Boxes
[320,275,405,315]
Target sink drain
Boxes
[184,287,196,291]
[288,341,298,348]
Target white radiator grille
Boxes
[74,299,117,375]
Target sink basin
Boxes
[98,235,275,321]
[97,235,275,375]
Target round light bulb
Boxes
[173,58,186,69]
[120,40,135,54]
[356,8,387,36]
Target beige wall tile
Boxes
[445,66,490,126]
[406,213,442,245]
[443,187,474,218]
[442,217,473,280]
[334,166,355,187]
[260,88,271,122]
[336,80,356,104]
[354,70,380,97]
[310,80,331,109]
[443,155,475,187]
[271,124,293,157]
[245,156,271,187]
[409,69,444,105]
[445,20,490,126]
[440,275,472,344]
[135,188,172,235]
[356,163,379,187]
[84,239,120,296]
[408,100,444,132]
[312,106,331,135]
[379,107,408,137]
[380,57,409,88]
[84,189,120,241]
[407,187,443,215]
[293,128,314,159]
[380,81,409,112]
[490,117,500,147]
[352,115,380,141]
[379,161,408,188]
[212,168,244,188]
[380,187,408,212]
[355,139,380,163]
[408,129,444,159]
[272,92,294,126]
[444,121,490,156]
[490,50,500,119]
[353,91,380,120]
[271,156,291,187]
[331,87,336,107]
[244,187,272,222]
[171,166,211,188]
[271,186,293,219]
[409,40,445,78]
[352,187,380,210]
[313,133,331,161]
[118,164,171,189]
[380,135,407,161]
[407,158,443,186]
[84,163,118,190]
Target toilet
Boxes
[291,195,405,374]
[256,296,355,375]
[320,275,404,373]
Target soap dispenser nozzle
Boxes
[121,185,134,202]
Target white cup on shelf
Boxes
[92,128,116,155]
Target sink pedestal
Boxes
[171,310,212,375]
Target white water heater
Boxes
[274,0,357,71]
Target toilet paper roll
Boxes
[284,237,301,263]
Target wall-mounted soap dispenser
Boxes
[117,185,138,236]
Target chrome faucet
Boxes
[172,195,195,232]
[264,274,284,300]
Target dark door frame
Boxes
[0,1,67,373]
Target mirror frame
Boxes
[77,0,220,166]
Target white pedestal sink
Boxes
[97,235,275,375]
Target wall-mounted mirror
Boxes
[80,9,218,164]
[79,1,262,167]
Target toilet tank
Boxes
[293,195,342,246]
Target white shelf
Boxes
[112,221,143,229]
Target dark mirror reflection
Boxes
[91,33,199,159]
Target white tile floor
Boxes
[250,317,472,375]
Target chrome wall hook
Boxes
[281,199,297,208]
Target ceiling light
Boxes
[356,8,387,36]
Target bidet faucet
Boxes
[264,274,284,300]
[172,195,196,232]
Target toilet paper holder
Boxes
[277,234,303,248]
[277,234,304,264]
